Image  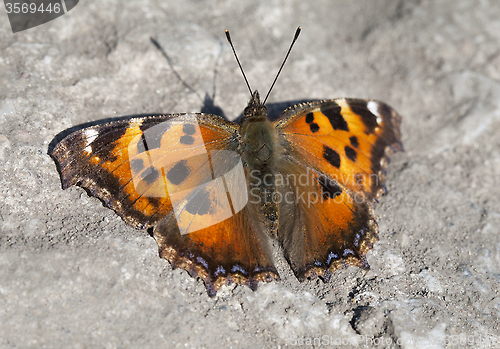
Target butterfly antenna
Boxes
[263,26,301,105]
[225,29,253,96]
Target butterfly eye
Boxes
[262,105,269,116]
[243,105,253,117]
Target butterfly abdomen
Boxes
[239,118,284,238]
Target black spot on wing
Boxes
[139,119,171,133]
[309,123,319,133]
[304,112,319,133]
[144,135,162,151]
[130,158,145,173]
[148,197,161,209]
[167,160,190,185]
[320,104,348,131]
[137,120,172,153]
[318,175,342,200]
[180,135,195,145]
[347,101,377,134]
[349,136,359,148]
[183,124,196,135]
[323,145,341,168]
[345,146,357,162]
[141,167,160,185]
[185,189,212,215]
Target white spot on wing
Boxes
[85,129,99,145]
[367,101,383,125]
[84,129,99,154]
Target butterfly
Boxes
[49,27,403,297]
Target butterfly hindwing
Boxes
[275,156,377,280]
[153,178,279,297]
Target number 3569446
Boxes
[5,2,61,14]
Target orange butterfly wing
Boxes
[50,113,278,296]
[274,99,402,280]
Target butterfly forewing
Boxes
[275,98,403,201]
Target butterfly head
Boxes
[243,90,268,121]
